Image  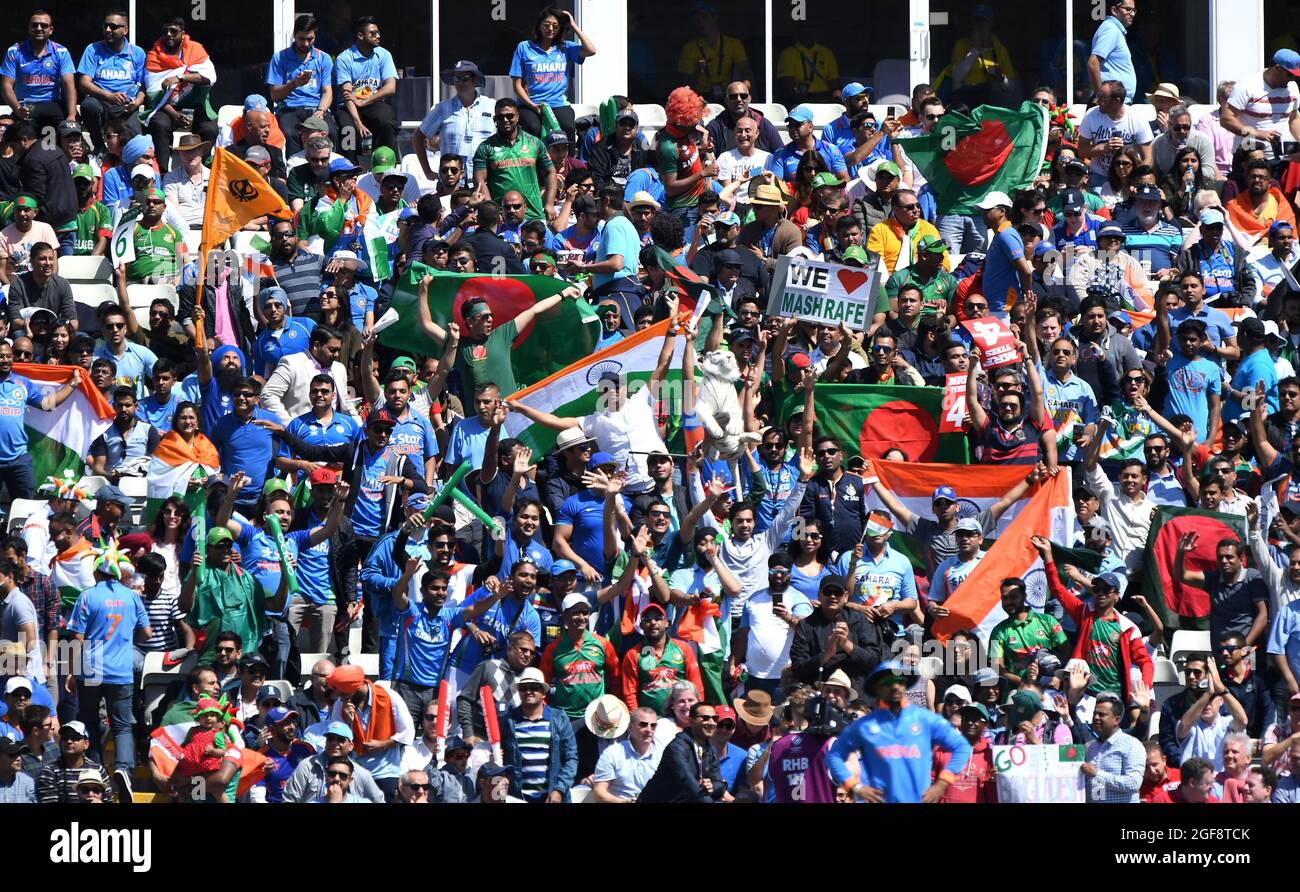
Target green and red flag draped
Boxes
[644,245,719,316]
[897,101,1048,215]
[790,384,970,464]
[375,263,599,388]
[1142,506,1248,625]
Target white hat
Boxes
[628,190,661,210]
[4,676,33,695]
[974,191,1013,211]
[130,163,155,181]
[560,593,590,612]
[554,427,595,452]
[1056,657,1092,678]
[511,666,548,691]
[942,684,973,705]
[584,694,630,739]
[823,669,854,693]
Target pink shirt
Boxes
[1197,110,1236,177]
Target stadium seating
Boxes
[4,498,44,534]
[57,255,113,283]
[1169,629,1211,668]
[72,282,117,333]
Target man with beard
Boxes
[1227,157,1298,244]
[251,286,314,378]
[620,604,703,717]
[789,576,888,697]
[251,706,314,803]
[209,382,280,514]
[0,339,79,500]
[1118,182,1183,275]
[540,593,619,722]
[730,553,814,699]
[1174,209,1256,309]
[455,631,537,743]
[121,188,182,284]
[448,560,542,690]
[588,108,651,192]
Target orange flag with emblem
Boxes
[197,147,292,286]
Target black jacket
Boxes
[286,685,332,729]
[638,729,725,803]
[799,472,871,555]
[586,140,650,192]
[690,240,770,299]
[461,227,525,275]
[789,607,887,697]
[275,430,429,536]
[19,144,77,227]
[178,275,255,353]
[705,107,785,154]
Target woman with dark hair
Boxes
[312,283,363,372]
[1097,146,1143,210]
[38,321,72,364]
[510,6,598,140]
[1161,146,1219,225]
[787,149,831,226]
[788,518,830,600]
[149,495,193,597]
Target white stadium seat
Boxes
[72,282,117,333]
[803,103,845,128]
[5,498,45,534]
[751,103,788,124]
[57,255,113,283]
[636,104,667,128]
[1169,629,1212,667]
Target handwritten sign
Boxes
[993,744,1086,804]
[940,372,967,433]
[767,256,881,330]
[961,317,1019,368]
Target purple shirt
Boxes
[767,732,837,803]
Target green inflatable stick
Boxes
[264,513,301,595]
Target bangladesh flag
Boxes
[795,384,970,464]
[897,101,1048,216]
[1142,506,1248,624]
[375,264,600,389]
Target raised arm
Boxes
[1172,530,1206,587]
[414,273,448,343]
[965,346,989,433]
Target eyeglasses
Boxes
[870,344,895,354]
[1114,160,1134,169]
[325,770,352,780]
[216,646,237,654]
[105,321,126,330]
[29,22,51,31]
[103,22,126,30]
[997,403,1021,412]
[966,302,988,311]
[696,715,718,723]
[1050,348,1075,356]
[728,92,749,99]
[503,202,525,210]
[897,203,920,212]
[925,114,942,121]
[517,684,546,694]
[1030,207,1046,215]
[815,448,840,456]
[405,782,430,791]
[494,114,518,122]
[272,230,295,238]
[1124,376,1146,384]
[803,532,823,540]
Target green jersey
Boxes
[74,201,113,255]
[988,610,1067,678]
[454,319,520,396]
[655,128,706,210]
[1085,617,1124,696]
[127,220,183,283]
[885,266,960,317]
[473,131,553,221]
[541,630,617,719]
[632,638,697,716]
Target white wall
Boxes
[1210,0,1265,90]
[576,0,628,103]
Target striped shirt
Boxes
[1228,76,1300,158]
[36,759,115,804]
[513,715,551,801]
[140,591,183,651]
[266,250,326,318]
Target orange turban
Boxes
[328,665,367,695]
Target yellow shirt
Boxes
[949,36,1016,87]
[775,42,840,95]
[867,218,948,275]
[677,35,751,97]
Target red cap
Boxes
[366,408,398,428]
[640,603,667,618]
[309,466,341,485]
[714,705,736,723]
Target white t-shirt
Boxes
[717,147,771,184]
[740,588,814,680]
[1228,75,1300,159]
[1079,106,1155,177]
[580,386,666,493]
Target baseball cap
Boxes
[366,408,398,428]
[616,108,639,124]
[916,233,947,255]
[717,248,744,268]
[1276,49,1300,77]
[819,575,849,594]
[328,158,363,178]
[1133,182,1162,203]
[588,451,620,470]
[640,603,667,619]
[72,163,96,181]
[841,245,869,264]
[812,171,843,190]
[478,760,511,779]
[309,465,341,486]
[1199,207,1226,227]
[95,484,132,509]
[61,720,89,739]
[324,720,354,741]
[266,705,299,725]
[714,704,737,723]
[371,145,398,174]
[1061,188,1085,212]
[959,702,992,722]
[244,145,271,164]
[244,94,270,111]
[240,653,270,672]
[544,131,571,147]
[943,684,973,704]
[0,738,29,757]
[767,551,794,570]
[405,491,431,512]
[932,485,958,504]
[954,517,982,533]
[714,211,741,227]
[875,160,902,179]
[1270,220,1295,236]
[444,734,471,753]
[56,120,82,137]
[786,105,814,124]
[206,527,234,546]
[130,163,155,181]
[1033,240,1055,258]
[1108,309,1133,327]
[560,593,590,612]
[4,677,33,696]
[866,659,907,685]
[1064,157,1088,174]
[1093,571,1127,595]
[1097,221,1126,240]
[549,559,579,580]
[841,82,871,99]
[392,356,418,373]
[974,191,1013,210]
[301,113,330,132]
[1238,316,1267,341]
[256,683,283,704]
[573,194,598,215]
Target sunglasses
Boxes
[326,770,353,780]
[966,303,988,311]
[728,92,749,99]
[897,203,920,212]
[815,448,840,456]
[647,510,672,518]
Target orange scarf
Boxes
[1226,186,1297,242]
[351,682,396,745]
[145,36,209,73]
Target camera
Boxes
[802,693,850,737]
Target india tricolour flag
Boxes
[17,364,114,484]
[363,210,401,280]
[144,430,221,524]
[503,318,685,456]
[676,599,729,705]
[864,458,1039,574]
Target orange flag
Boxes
[932,470,1074,641]
[197,147,292,286]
